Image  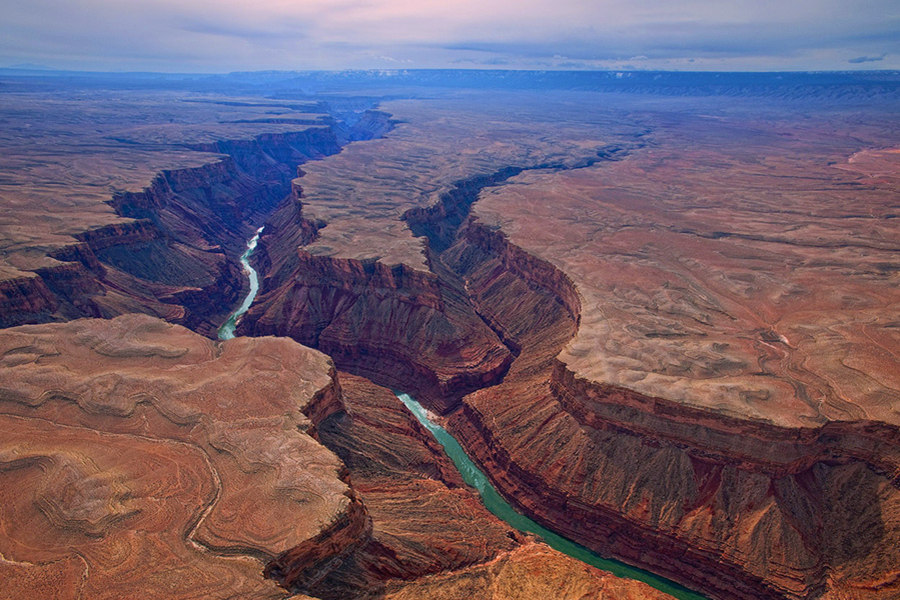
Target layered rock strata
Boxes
[446,108,900,600]
[0,91,391,333]
[0,314,680,600]
[381,541,677,600]
[1,128,342,333]
[239,96,631,407]
[310,373,521,598]
[239,93,900,599]
[0,314,364,599]
[304,372,677,600]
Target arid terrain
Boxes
[0,70,897,600]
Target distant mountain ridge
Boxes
[1,67,898,100]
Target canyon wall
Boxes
[247,150,899,599]
[0,314,680,600]
[241,174,516,410]
[0,314,366,599]
[444,217,900,600]
[1,129,342,333]
[3,84,896,600]
[0,110,394,335]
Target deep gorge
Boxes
[4,98,894,600]
[237,129,900,599]
[2,71,897,600]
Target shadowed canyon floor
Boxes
[0,86,390,333]
[241,85,900,599]
[0,316,668,600]
[0,71,898,599]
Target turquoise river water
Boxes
[219,228,707,599]
[395,392,708,600]
[218,226,264,341]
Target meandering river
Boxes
[220,227,705,599]
[395,391,708,600]
[218,226,264,341]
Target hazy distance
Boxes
[1,0,897,72]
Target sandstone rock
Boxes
[0,314,362,599]
[309,373,676,600]
[242,91,900,599]
[382,541,676,600]
[0,92,348,333]
[312,373,519,598]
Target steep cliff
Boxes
[0,110,394,335]
[242,248,512,411]
[308,373,521,598]
[442,217,900,600]
[240,170,516,410]
[302,372,678,600]
[245,148,900,599]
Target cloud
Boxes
[848,54,887,63]
[0,0,898,71]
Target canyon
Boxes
[0,70,898,599]
[0,87,390,334]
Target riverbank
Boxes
[219,226,264,340]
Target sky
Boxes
[1,0,897,72]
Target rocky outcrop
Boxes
[113,128,342,254]
[241,247,513,412]
[305,372,678,600]
[266,495,371,593]
[0,273,60,327]
[382,541,678,600]
[246,149,899,599]
[0,315,683,600]
[440,218,900,600]
[307,373,521,598]
[551,363,900,478]
[0,125,349,335]
[0,314,366,599]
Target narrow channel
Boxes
[218,226,265,341]
[395,392,709,600]
[220,227,706,599]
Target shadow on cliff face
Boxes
[774,460,890,566]
[813,461,894,575]
[301,373,521,600]
[234,121,899,599]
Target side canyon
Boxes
[1,70,897,600]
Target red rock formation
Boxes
[240,94,898,600]
[382,541,677,600]
[443,218,900,600]
[245,127,898,598]
[305,373,678,600]
[0,273,59,326]
[310,373,520,598]
[0,314,367,599]
[0,93,354,334]
[242,250,513,412]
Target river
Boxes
[220,226,706,599]
[395,391,708,600]
[218,226,264,341]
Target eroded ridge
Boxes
[291,372,679,600]
[0,312,683,600]
[240,90,900,600]
[450,106,900,599]
[0,90,391,333]
[240,95,637,407]
[0,314,364,599]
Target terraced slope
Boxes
[242,90,900,599]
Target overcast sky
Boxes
[1,0,897,72]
